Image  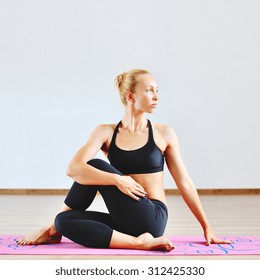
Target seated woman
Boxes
[18,69,231,251]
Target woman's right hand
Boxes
[114,175,147,200]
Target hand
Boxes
[204,227,233,246]
[114,175,147,200]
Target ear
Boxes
[125,91,135,103]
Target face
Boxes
[131,74,159,113]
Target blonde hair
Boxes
[114,69,151,105]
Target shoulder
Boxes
[151,122,178,143]
[93,123,116,132]
[88,123,117,141]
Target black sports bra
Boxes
[108,119,165,174]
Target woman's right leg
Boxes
[110,231,174,251]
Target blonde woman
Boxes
[18,69,231,251]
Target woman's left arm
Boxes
[163,126,231,245]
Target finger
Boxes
[134,183,146,192]
[136,186,148,195]
[211,238,233,244]
[133,188,148,197]
[17,239,23,245]
[217,239,233,244]
[127,190,141,201]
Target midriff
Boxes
[128,171,167,205]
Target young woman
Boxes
[18,69,231,251]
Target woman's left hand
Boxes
[204,227,233,246]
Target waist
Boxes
[130,172,166,205]
[129,172,164,186]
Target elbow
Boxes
[66,163,78,178]
[66,166,73,177]
[66,162,87,184]
[177,180,196,193]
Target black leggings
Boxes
[54,159,168,248]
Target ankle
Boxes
[48,224,59,235]
[134,237,142,248]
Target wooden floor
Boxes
[0,193,260,260]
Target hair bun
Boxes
[115,73,125,89]
[118,75,123,86]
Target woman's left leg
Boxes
[54,210,116,248]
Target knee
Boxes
[54,211,71,235]
[87,158,107,169]
[87,158,122,175]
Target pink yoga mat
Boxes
[1,235,260,255]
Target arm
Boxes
[163,126,231,245]
[66,124,117,185]
[67,124,146,200]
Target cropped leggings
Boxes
[54,159,168,248]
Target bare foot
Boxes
[17,225,62,245]
[136,233,174,252]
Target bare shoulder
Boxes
[93,123,115,133]
[152,122,178,143]
[90,123,116,140]
[90,123,117,154]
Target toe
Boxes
[17,240,23,245]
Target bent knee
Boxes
[54,211,73,235]
[87,158,122,175]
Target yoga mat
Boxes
[0,235,260,256]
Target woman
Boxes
[18,69,231,251]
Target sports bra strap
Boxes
[110,121,121,147]
[111,119,154,146]
[147,119,155,144]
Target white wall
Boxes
[0,0,259,189]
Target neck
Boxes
[121,111,147,133]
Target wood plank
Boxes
[0,188,259,195]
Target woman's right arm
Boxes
[66,124,117,185]
[66,124,146,200]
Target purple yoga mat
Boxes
[1,235,260,255]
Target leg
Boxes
[55,210,115,248]
[18,160,101,245]
[17,203,70,245]
[82,160,169,237]
[98,188,172,251]
[54,210,173,251]
[19,159,172,251]
[86,160,172,250]
[98,188,168,237]
[110,231,174,251]
[55,159,172,250]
